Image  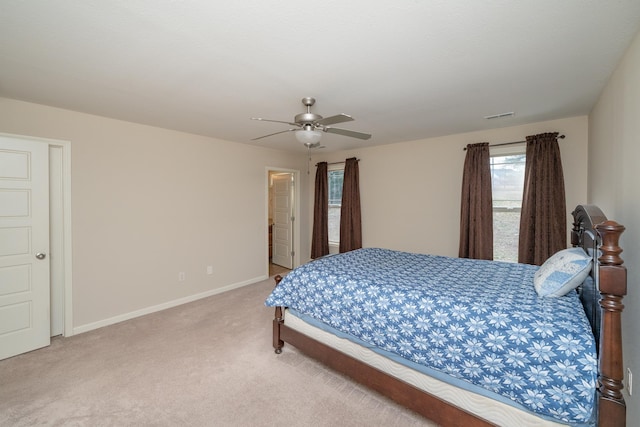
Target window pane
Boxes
[328,169,344,244]
[328,170,344,205]
[491,154,525,207]
[491,154,525,262]
[493,210,521,262]
[328,206,341,244]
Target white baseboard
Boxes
[73,275,269,335]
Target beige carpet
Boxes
[0,276,434,426]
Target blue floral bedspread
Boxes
[265,248,597,425]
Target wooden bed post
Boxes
[596,220,627,426]
[272,275,284,354]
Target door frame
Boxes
[1,132,73,337]
[265,167,300,274]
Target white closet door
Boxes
[0,135,50,360]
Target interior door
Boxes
[271,173,293,269]
[0,135,50,360]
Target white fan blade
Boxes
[251,117,299,127]
[324,127,371,140]
[251,128,297,141]
[316,113,354,126]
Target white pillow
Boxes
[534,247,593,297]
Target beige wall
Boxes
[0,97,591,337]
[0,98,308,331]
[589,29,640,422]
[309,116,588,259]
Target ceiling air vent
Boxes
[484,112,515,120]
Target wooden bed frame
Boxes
[272,204,627,426]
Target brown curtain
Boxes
[518,132,566,265]
[458,143,493,260]
[339,158,362,253]
[310,162,329,259]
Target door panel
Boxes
[0,190,30,216]
[271,173,293,269]
[0,136,50,360]
[0,264,31,294]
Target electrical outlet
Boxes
[178,272,186,282]
[207,265,213,275]
[628,368,633,396]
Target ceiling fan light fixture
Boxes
[252,98,370,144]
[295,128,322,145]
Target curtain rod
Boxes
[315,158,360,167]
[463,134,565,150]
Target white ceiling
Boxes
[1,1,640,153]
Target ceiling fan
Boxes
[251,97,371,147]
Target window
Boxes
[491,153,526,262]
[328,167,344,245]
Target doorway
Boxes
[266,168,300,276]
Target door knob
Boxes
[35,253,46,260]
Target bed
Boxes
[265,204,627,426]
